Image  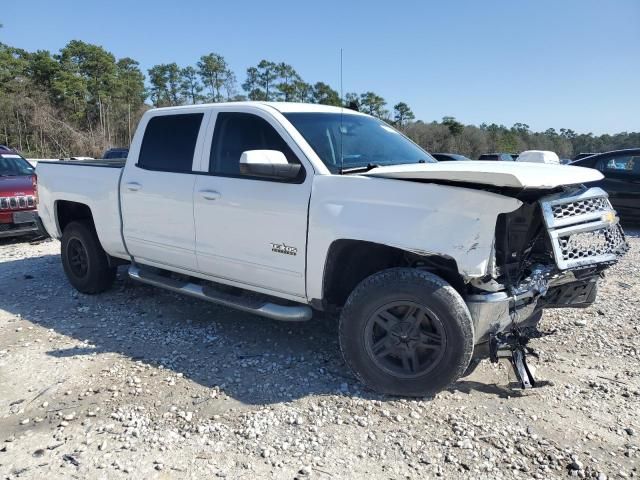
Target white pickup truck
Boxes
[37,102,628,396]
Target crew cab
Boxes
[0,145,39,238]
[37,102,628,396]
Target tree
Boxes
[274,62,301,101]
[393,102,415,127]
[180,66,203,104]
[344,92,360,110]
[197,53,230,102]
[148,65,169,107]
[359,91,387,118]
[115,58,146,144]
[148,63,181,107]
[242,60,278,100]
[26,50,59,92]
[57,40,119,140]
[512,122,530,134]
[442,116,464,136]
[223,70,240,101]
[312,82,340,106]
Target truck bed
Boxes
[36,160,128,259]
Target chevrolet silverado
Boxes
[37,102,628,396]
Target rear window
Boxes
[138,113,203,172]
[0,154,35,176]
[478,154,499,161]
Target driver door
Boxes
[193,111,312,299]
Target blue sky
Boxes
[2,0,639,134]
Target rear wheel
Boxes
[61,221,116,294]
[339,268,474,396]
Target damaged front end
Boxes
[465,186,628,386]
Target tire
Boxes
[339,268,474,397]
[61,221,116,294]
[461,358,481,378]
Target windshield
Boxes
[0,154,35,176]
[284,113,435,173]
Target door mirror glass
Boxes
[239,150,301,180]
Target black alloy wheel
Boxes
[364,301,446,378]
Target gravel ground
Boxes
[0,232,638,479]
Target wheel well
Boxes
[55,200,94,234]
[322,240,465,309]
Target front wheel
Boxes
[339,268,474,396]
[61,221,116,294]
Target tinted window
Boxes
[138,113,203,172]
[210,113,299,176]
[478,154,499,161]
[600,155,640,176]
[104,149,128,159]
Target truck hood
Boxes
[0,175,35,196]
[362,161,603,189]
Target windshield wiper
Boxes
[339,163,380,174]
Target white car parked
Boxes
[517,150,561,164]
[36,102,628,396]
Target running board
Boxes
[128,265,312,322]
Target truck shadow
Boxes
[0,249,561,405]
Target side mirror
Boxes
[239,150,301,180]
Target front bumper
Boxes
[0,221,39,238]
[0,209,40,238]
[466,187,628,344]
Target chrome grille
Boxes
[558,224,626,262]
[0,195,36,210]
[551,197,611,221]
[541,187,628,270]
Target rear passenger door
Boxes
[121,111,209,271]
[193,110,312,299]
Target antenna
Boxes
[340,48,344,174]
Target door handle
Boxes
[198,190,221,200]
[125,182,142,192]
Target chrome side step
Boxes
[128,265,312,322]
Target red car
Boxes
[0,145,39,238]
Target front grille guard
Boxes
[540,187,628,270]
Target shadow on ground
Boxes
[0,245,528,405]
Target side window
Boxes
[138,113,204,172]
[210,113,300,177]
[599,155,639,176]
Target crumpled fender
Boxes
[306,175,522,300]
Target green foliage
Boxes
[274,62,300,101]
[179,66,204,104]
[242,60,278,100]
[0,39,637,161]
[312,82,341,106]
[393,102,415,127]
[0,40,146,156]
[197,53,233,102]
[359,92,388,118]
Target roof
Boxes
[571,148,640,165]
[585,148,640,156]
[0,145,16,154]
[149,101,366,116]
